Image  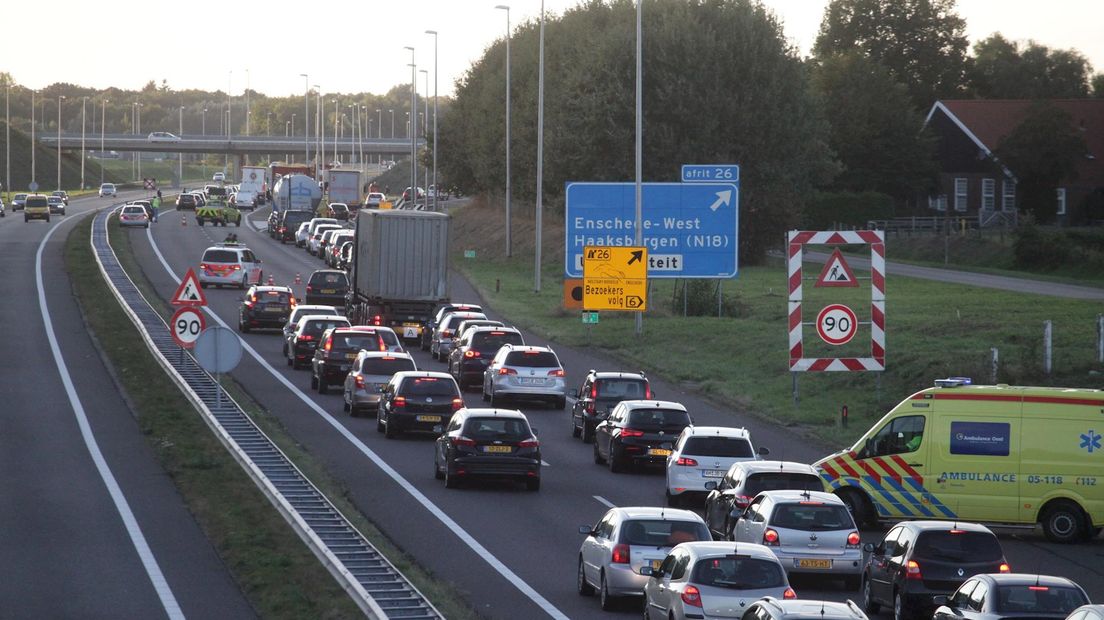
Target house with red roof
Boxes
[924,99,1104,225]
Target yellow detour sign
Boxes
[583,246,648,311]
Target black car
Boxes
[285,315,351,369]
[274,209,313,243]
[176,193,199,210]
[421,303,484,351]
[434,408,541,491]
[570,370,651,443]
[932,573,1089,620]
[330,203,351,221]
[592,400,692,473]
[448,327,524,390]
[238,285,296,333]
[861,521,1010,620]
[377,371,462,439]
[304,269,349,307]
[310,326,393,394]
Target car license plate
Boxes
[796,559,832,569]
[704,469,726,478]
[416,415,442,423]
[403,325,420,338]
[650,559,663,570]
[648,448,672,457]
[321,288,336,294]
[483,445,512,453]
[263,306,283,313]
[345,353,358,360]
[518,378,542,385]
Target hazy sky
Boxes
[2,0,1101,98]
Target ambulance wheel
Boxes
[1041,500,1087,543]
[839,488,876,530]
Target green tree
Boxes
[995,102,1087,223]
[969,34,1092,98]
[811,51,935,200]
[814,0,969,109]
[1092,73,1104,98]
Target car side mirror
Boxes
[932,595,948,606]
[432,425,443,434]
[638,566,654,577]
[863,542,874,552]
[758,446,770,456]
[704,481,718,491]
[578,525,594,536]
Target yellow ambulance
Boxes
[814,378,1103,543]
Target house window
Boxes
[929,195,947,212]
[1057,187,1067,216]
[981,179,995,210]
[1002,180,1016,212]
[954,178,968,212]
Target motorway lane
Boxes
[0,192,254,618]
[128,206,1104,618]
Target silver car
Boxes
[431,311,487,361]
[482,344,566,409]
[282,305,339,344]
[739,598,868,620]
[731,490,863,588]
[342,351,417,417]
[577,506,710,611]
[295,222,312,247]
[642,542,795,620]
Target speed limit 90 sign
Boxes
[171,307,206,349]
[815,304,858,346]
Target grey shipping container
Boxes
[353,209,449,302]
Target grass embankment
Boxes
[68,217,478,618]
[452,199,1104,448]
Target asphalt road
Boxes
[120,205,1104,619]
[0,191,253,618]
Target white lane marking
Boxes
[40,216,184,619]
[541,460,551,467]
[144,232,569,620]
[593,495,616,509]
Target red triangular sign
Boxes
[815,249,859,288]
[172,268,208,306]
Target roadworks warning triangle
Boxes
[171,268,208,306]
[815,248,859,288]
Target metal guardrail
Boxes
[89,206,441,620]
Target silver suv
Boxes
[482,344,566,409]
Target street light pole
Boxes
[404,45,416,201]
[5,82,10,200]
[285,120,290,163]
[31,90,36,187]
[245,69,250,136]
[57,95,64,190]
[178,105,184,185]
[332,98,338,166]
[494,5,511,255]
[420,68,429,203]
[634,0,644,335]
[425,29,439,211]
[300,74,310,164]
[100,98,107,184]
[534,0,546,293]
[80,97,87,189]
[136,102,142,181]
[314,86,321,174]
[201,107,207,180]
[389,109,394,139]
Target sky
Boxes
[2,0,1101,99]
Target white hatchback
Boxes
[665,426,768,508]
[99,183,117,197]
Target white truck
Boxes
[326,169,363,209]
[238,165,268,207]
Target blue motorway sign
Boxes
[565,182,739,279]
[681,164,740,183]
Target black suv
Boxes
[570,370,651,442]
[310,326,393,394]
[421,303,483,351]
[593,400,692,473]
[285,315,351,369]
[239,285,296,333]
[448,327,524,390]
[274,210,313,243]
[860,520,1009,620]
[434,408,541,491]
[376,371,462,439]
[305,269,349,307]
[176,193,199,210]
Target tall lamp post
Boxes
[426,29,439,211]
[285,120,290,162]
[5,82,10,200]
[266,111,272,136]
[331,99,338,166]
[100,98,107,184]
[291,113,296,163]
[419,68,429,202]
[495,5,512,255]
[403,45,416,200]
[56,95,65,190]
[634,0,644,335]
[534,0,546,293]
[300,74,310,164]
[178,105,184,185]
[389,109,394,139]
[201,107,207,180]
[314,85,321,173]
[135,102,142,181]
[80,96,87,189]
[377,108,382,166]
[31,90,36,188]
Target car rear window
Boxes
[683,436,754,458]
[691,557,786,589]
[462,417,531,440]
[203,250,238,263]
[122,206,146,215]
[913,531,1003,562]
[472,331,524,353]
[618,520,709,547]
[282,211,312,225]
[257,290,292,304]
[303,319,349,337]
[744,472,824,496]
[770,503,853,531]
[310,272,348,287]
[627,408,691,429]
[289,308,338,325]
[994,585,1086,613]
[360,357,416,375]
[595,379,647,399]
[504,351,559,367]
[400,377,457,397]
[26,196,48,207]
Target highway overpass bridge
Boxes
[39,133,423,157]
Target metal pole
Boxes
[496,5,511,255]
[390,109,395,139]
[245,69,250,136]
[534,0,545,293]
[332,99,338,167]
[201,107,206,180]
[420,69,429,204]
[300,74,309,163]
[178,106,184,184]
[100,99,106,184]
[1043,320,1053,375]
[990,347,999,383]
[1098,314,1104,364]
[57,95,64,190]
[80,97,86,189]
[31,90,36,186]
[633,0,643,335]
[404,46,416,202]
[136,103,142,181]
[426,29,439,211]
[5,82,9,200]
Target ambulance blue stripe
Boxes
[899,477,957,518]
[882,476,935,517]
[863,476,914,517]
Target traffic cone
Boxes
[294,273,302,284]
[267,274,275,286]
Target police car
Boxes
[198,243,263,289]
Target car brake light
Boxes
[392,396,406,408]
[999,562,1011,573]
[681,585,702,608]
[1028,585,1049,591]
[675,457,698,466]
[200,263,209,271]
[441,330,451,338]
[783,587,797,600]
[548,369,564,377]
[232,264,241,270]
[464,350,480,358]
[763,529,779,546]
[498,367,517,375]
[306,285,313,293]
[847,532,861,547]
[590,383,598,399]
[586,403,595,414]
[451,398,463,411]
[611,544,630,564]
[453,436,476,447]
[298,334,315,342]
[324,339,332,352]
[644,385,652,399]
[620,428,644,437]
[518,438,540,448]
[354,376,365,388]
[905,560,922,580]
[372,315,382,326]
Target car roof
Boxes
[681,425,749,439]
[756,489,841,504]
[291,304,337,313]
[898,520,995,534]
[728,460,818,475]
[311,269,346,275]
[455,407,528,421]
[393,371,453,381]
[591,370,647,380]
[251,285,293,293]
[469,326,518,334]
[296,314,350,326]
[502,344,553,353]
[347,325,397,333]
[973,573,1083,588]
[753,598,866,618]
[357,350,413,360]
[611,506,705,522]
[619,399,686,411]
[676,541,781,561]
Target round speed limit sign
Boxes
[815,303,858,346]
[171,306,206,349]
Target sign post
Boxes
[582,246,648,312]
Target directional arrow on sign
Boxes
[628,250,643,265]
[709,190,732,212]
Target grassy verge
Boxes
[452,204,1104,449]
[74,218,478,619]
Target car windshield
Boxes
[595,379,647,399]
[683,436,754,458]
[360,357,416,375]
[256,290,291,304]
[472,331,524,353]
[203,250,238,263]
[310,273,348,287]
[302,320,349,337]
[770,503,853,531]
[401,377,456,397]
[618,520,709,547]
[690,557,786,590]
[994,585,1086,613]
[463,417,531,441]
[332,333,386,353]
[504,351,558,367]
[627,408,691,429]
[913,531,1003,562]
[744,472,824,496]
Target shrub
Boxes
[802,191,895,229]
